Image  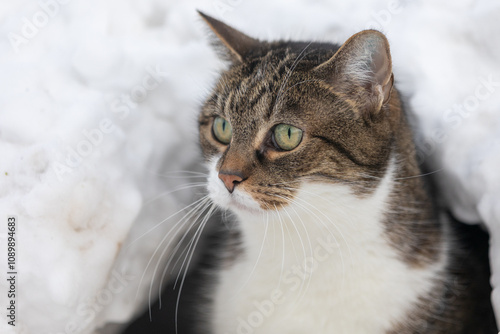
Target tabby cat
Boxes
[196,11,497,334]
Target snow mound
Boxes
[0,0,498,332]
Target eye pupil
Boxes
[222,121,226,131]
[288,127,291,138]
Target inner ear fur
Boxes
[314,30,394,114]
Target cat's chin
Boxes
[210,188,263,216]
[227,194,263,215]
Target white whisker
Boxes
[127,195,209,249]
[138,195,209,319]
[144,182,207,206]
[174,203,216,334]
[156,197,213,307]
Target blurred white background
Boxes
[0,0,499,333]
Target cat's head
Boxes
[198,12,401,215]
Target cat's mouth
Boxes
[207,158,263,214]
[209,173,289,215]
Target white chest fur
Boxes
[208,161,445,334]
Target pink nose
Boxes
[218,172,244,193]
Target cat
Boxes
[195,11,498,334]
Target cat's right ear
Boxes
[198,11,261,63]
[314,30,394,115]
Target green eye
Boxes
[273,124,303,151]
[213,116,232,144]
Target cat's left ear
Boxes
[198,11,261,63]
[314,30,394,114]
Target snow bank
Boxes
[0,0,498,333]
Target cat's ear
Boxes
[314,30,394,113]
[198,11,261,63]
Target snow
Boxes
[0,0,499,333]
